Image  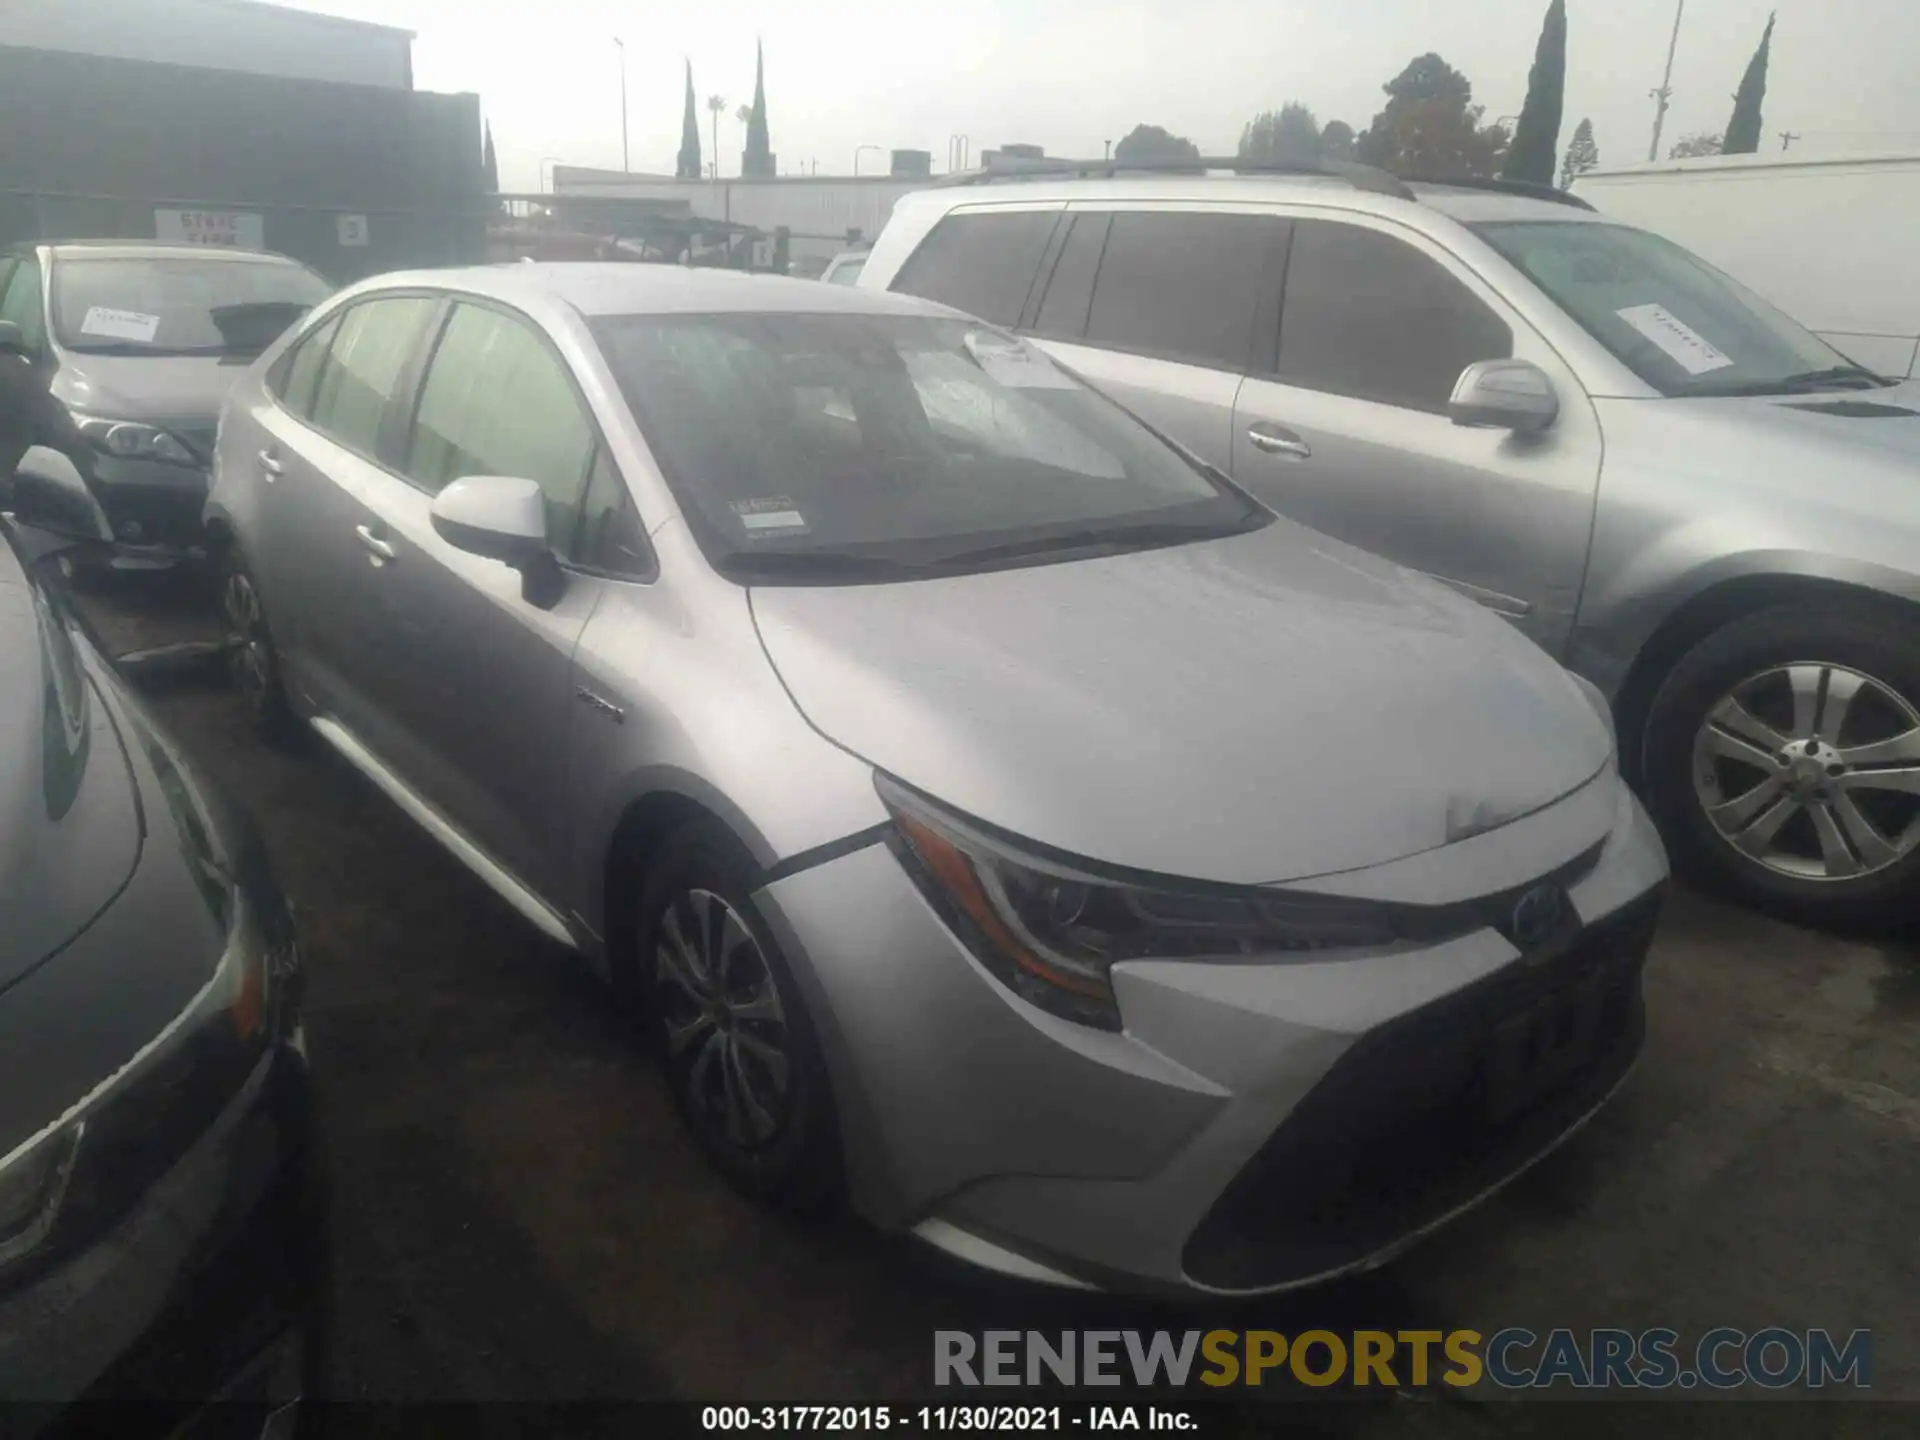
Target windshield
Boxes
[52,256,333,356]
[1474,220,1877,397]
[590,312,1263,582]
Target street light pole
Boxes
[854,144,885,176]
[1648,0,1686,162]
[613,37,629,172]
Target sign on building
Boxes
[154,208,266,249]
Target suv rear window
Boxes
[890,210,1056,326]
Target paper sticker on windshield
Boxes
[79,306,162,343]
[1615,303,1734,375]
[730,497,810,537]
[963,331,1077,390]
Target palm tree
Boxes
[707,94,726,178]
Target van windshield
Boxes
[590,311,1264,583]
[1474,220,1883,397]
[53,256,332,357]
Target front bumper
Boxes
[0,1037,316,1425]
[85,455,212,563]
[755,771,1669,1296]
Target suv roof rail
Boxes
[1401,175,1597,211]
[932,155,1417,202]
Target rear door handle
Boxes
[355,525,397,563]
[1247,423,1312,460]
[259,449,284,480]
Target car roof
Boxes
[888,173,1605,228]
[351,263,964,319]
[30,240,311,264]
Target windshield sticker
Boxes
[1615,303,1734,376]
[963,331,1078,390]
[730,497,811,537]
[79,306,162,343]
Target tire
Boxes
[631,820,840,1209]
[1642,598,1920,932]
[219,546,298,745]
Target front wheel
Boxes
[1642,599,1920,931]
[631,821,840,1210]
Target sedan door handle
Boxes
[1247,424,1312,460]
[355,525,397,563]
[258,449,284,480]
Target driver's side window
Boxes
[0,258,47,352]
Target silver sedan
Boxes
[205,266,1669,1294]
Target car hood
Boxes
[0,541,141,991]
[50,350,251,433]
[749,522,1612,885]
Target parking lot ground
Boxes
[77,582,1918,1434]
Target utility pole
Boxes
[1104,139,1112,159]
[1779,130,1800,151]
[1647,0,1686,162]
[613,37,629,172]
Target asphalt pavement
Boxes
[79,576,1919,1435]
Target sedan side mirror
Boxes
[5,445,113,548]
[429,475,565,608]
[1448,359,1559,433]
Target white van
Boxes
[1574,151,1920,379]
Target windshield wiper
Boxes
[1699,364,1891,396]
[930,519,1243,569]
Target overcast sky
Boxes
[286,0,1920,189]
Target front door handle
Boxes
[355,525,397,564]
[259,449,284,480]
[1247,423,1312,460]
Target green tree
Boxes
[676,60,702,179]
[742,38,773,178]
[1558,116,1599,188]
[1356,53,1509,177]
[1114,123,1202,163]
[1505,0,1567,185]
[1320,119,1357,159]
[1669,130,1723,158]
[1724,12,1776,154]
[1240,102,1323,162]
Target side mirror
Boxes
[0,321,29,358]
[429,475,564,608]
[1448,359,1559,433]
[6,445,113,547]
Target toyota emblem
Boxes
[1510,884,1565,949]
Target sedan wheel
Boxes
[654,888,794,1153]
[1645,599,1920,932]
[633,820,838,1208]
[219,553,295,741]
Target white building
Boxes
[0,0,415,90]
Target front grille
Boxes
[1181,886,1665,1291]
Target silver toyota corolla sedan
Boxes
[204,265,1668,1295]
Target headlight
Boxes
[877,775,1402,1031]
[71,413,199,467]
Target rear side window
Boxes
[404,302,595,544]
[1080,212,1274,371]
[307,297,436,457]
[890,210,1056,326]
[273,313,341,419]
[1277,220,1512,413]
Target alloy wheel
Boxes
[654,889,793,1151]
[1692,662,1920,881]
[223,569,273,714]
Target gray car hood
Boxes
[51,350,250,433]
[750,521,1611,885]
